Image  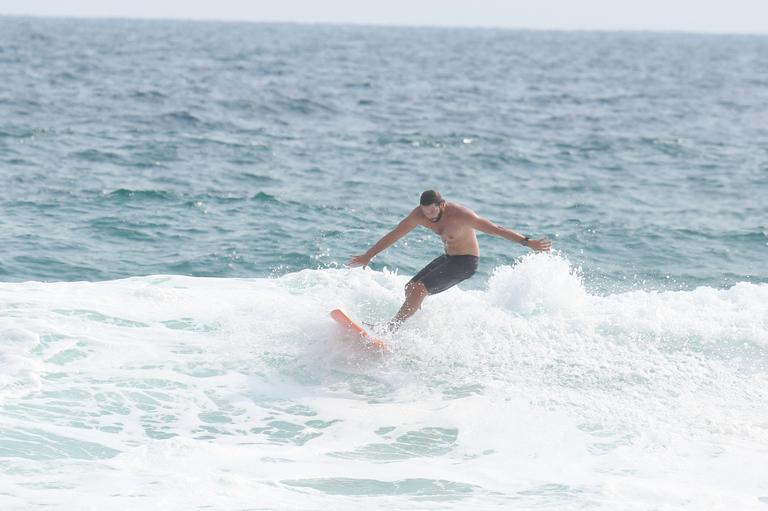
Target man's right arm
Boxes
[348,209,419,267]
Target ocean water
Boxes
[1,16,767,510]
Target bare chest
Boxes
[427,218,467,241]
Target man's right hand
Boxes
[348,254,372,268]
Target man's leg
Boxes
[387,280,428,330]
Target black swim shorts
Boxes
[408,254,479,295]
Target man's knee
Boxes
[405,280,428,298]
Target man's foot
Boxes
[363,321,400,335]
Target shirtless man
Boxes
[349,190,551,330]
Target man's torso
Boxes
[416,203,480,257]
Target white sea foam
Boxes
[0,254,766,510]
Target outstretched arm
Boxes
[471,214,551,252]
[348,210,419,267]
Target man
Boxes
[349,190,551,330]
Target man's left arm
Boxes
[470,213,551,252]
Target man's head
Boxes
[419,190,445,223]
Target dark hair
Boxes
[420,190,443,206]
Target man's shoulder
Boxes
[406,206,422,218]
[405,206,426,225]
[447,202,478,219]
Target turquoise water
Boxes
[2,17,766,288]
[1,16,767,510]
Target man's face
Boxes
[420,202,443,222]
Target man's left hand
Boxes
[528,238,552,252]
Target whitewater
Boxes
[2,254,766,509]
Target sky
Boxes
[1,0,767,35]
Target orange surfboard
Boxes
[330,309,389,353]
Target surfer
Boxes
[349,190,551,330]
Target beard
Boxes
[429,209,443,223]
